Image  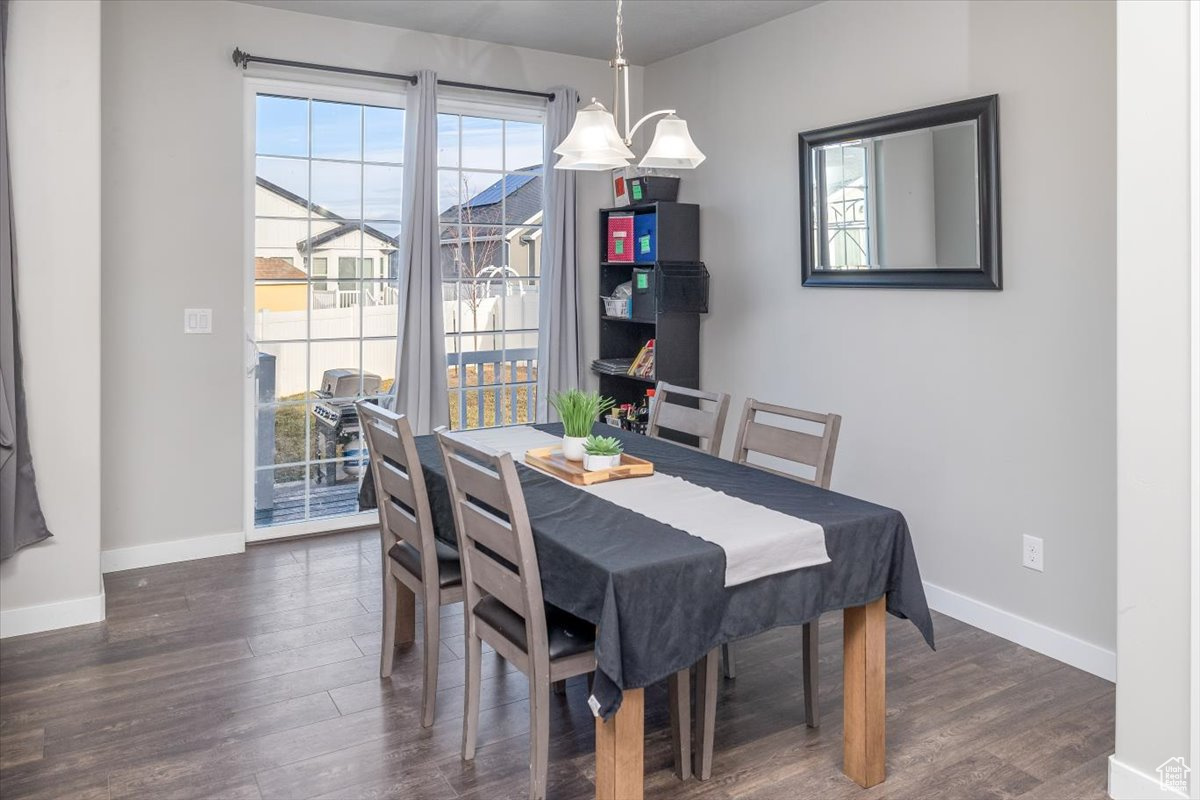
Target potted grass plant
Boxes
[583,434,624,471]
[550,389,615,461]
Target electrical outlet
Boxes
[1022,534,1044,572]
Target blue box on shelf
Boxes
[633,213,657,262]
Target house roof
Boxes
[255,256,308,280]
[440,166,543,227]
[300,221,398,253]
[255,177,398,251]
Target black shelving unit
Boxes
[594,201,705,409]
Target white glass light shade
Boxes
[554,152,632,171]
[638,115,706,169]
[553,101,634,164]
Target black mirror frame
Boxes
[798,94,1002,290]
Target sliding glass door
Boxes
[248,81,402,535]
[437,105,544,429]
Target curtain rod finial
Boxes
[232,48,249,69]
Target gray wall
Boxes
[645,0,1117,656]
[0,0,104,630]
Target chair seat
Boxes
[388,539,462,588]
[473,595,595,660]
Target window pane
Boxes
[256,342,307,400]
[254,465,308,528]
[507,225,541,277]
[364,105,404,163]
[445,224,504,281]
[363,338,397,392]
[363,164,402,220]
[308,463,361,518]
[256,157,308,217]
[457,171,504,226]
[437,113,460,167]
[255,401,308,468]
[312,100,361,161]
[255,218,309,252]
[310,281,360,340]
[505,120,543,171]
[362,285,399,338]
[256,95,308,158]
[504,172,543,225]
[311,161,361,218]
[460,116,504,170]
[438,169,462,222]
[310,341,362,399]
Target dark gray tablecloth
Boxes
[360,423,934,719]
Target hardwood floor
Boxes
[0,530,1114,800]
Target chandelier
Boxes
[553,0,706,171]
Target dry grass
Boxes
[448,363,536,430]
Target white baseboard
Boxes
[0,591,106,638]
[101,531,245,574]
[1109,755,1190,800]
[923,581,1117,682]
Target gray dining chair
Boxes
[358,402,463,728]
[647,381,731,456]
[720,398,842,720]
[436,429,696,799]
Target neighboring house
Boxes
[254,177,399,313]
[254,256,308,312]
[439,166,543,283]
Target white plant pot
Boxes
[584,453,622,471]
[562,435,588,462]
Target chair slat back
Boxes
[732,398,842,489]
[357,402,435,563]
[647,381,731,456]
[436,430,548,653]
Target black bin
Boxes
[631,262,709,321]
[628,176,680,203]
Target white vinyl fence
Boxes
[256,293,538,398]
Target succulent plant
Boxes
[583,434,624,457]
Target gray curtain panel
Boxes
[535,87,582,422]
[390,70,449,434]
[0,0,52,561]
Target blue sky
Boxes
[256,94,543,219]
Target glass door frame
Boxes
[242,75,404,543]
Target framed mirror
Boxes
[799,95,1001,289]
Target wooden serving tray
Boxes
[524,446,654,486]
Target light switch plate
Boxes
[184,308,212,334]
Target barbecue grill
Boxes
[312,368,382,484]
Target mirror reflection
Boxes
[812,120,979,270]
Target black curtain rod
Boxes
[231,48,556,101]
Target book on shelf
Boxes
[591,358,635,375]
[628,339,655,379]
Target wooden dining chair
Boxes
[437,429,696,799]
[720,398,842,722]
[647,381,731,456]
[357,402,463,729]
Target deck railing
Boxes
[446,347,537,430]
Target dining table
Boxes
[360,422,935,800]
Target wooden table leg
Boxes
[395,583,416,645]
[843,595,886,788]
[595,688,644,800]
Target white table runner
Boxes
[463,426,830,587]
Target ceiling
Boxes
[235,0,822,65]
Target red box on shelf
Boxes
[606,213,635,262]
